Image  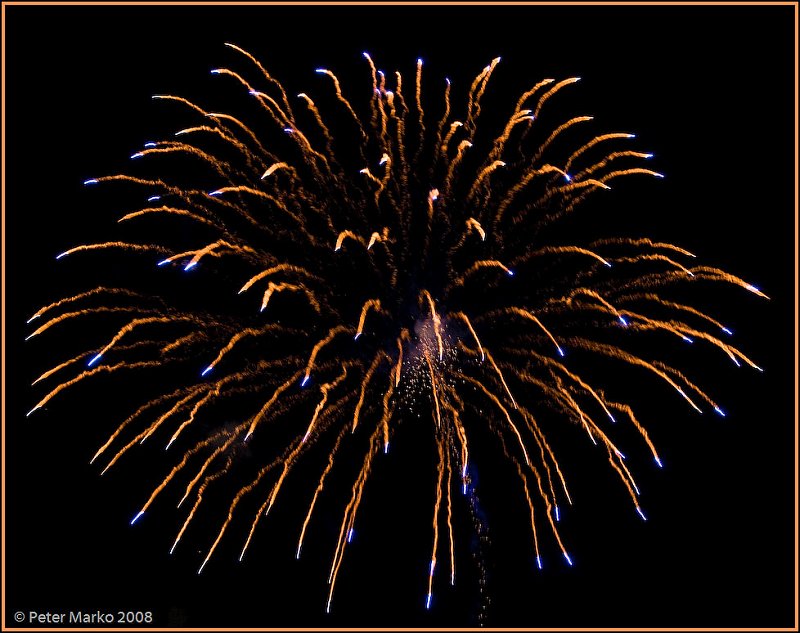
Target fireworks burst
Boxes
[27,45,765,613]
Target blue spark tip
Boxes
[209,190,223,196]
[506,269,515,277]
[557,347,566,358]
[83,178,99,185]
[284,128,294,134]
[184,261,197,271]
[130,152,143,159]
[563,173,572,182]
[554,505,560,522]
[157,259,171,267]
[563,552,574,566]
[315,68,326,74]
[131,511,144,525]
[721,327,733,336]
[536,555,543,570]
[301,375,310,387]
[619,316,629,326]
[682,336,694,344]
[210,69,222,74]
[348,528,354,543]
[644,153,654,159]
[144,142,157,148]
[417,58,424,65]
[425,593,432,610]
[201,366,214,377]
[354,333,361,341]
[655,456,663,468]
[713,406,726,417]
[56,252,69,260]
[636,506,647,521]
[147,195,161,202]
[87,353,103,367]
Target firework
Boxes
[27,45,765,613]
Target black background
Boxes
[4,2,796,630]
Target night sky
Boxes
[4,3,796,630]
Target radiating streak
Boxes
[303,326,351,386]
[518,406,570,506]
[135,431,239,526]
[421,290,445,360]
[484,350,517,409]
[394,330,409,387]
[302,365,349,443]
[609,403,662,467]
[533,116,593,162]
[572,150,656,181]
[29,361,159,415]
[598,168,665,185]
[178,432,242,508]
[297,427,349,559]
[612,253,696,277]
[465,217,486,241]
[455,259,515,286]
[28,288,154,324]
[607,454,641,506]
[245,373,302,440]
[465,160,506,204]
[565,132,637,172]
[334,230,362,252]
[315,67,368,144]
[91,316,195,365]
[450,312,485,361]
[508,246,613,275]
[118,206,222,230]
[515,460,542,571]
[440,120,463,157]
[424,351,443,429]
[494,164,566,224]
[326,425,383,611]
[426,438,445,609]
[590,237,696,259]
[567,338,704,412]
[352,353,386,432]
[54,242,170,260]
[496,307,564,357]
[531,77,581,120]
[259,281,320,313]
[171,460,231,555]
[461,374,530,466]
[238,264,321,294]
[355,299,384,339]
